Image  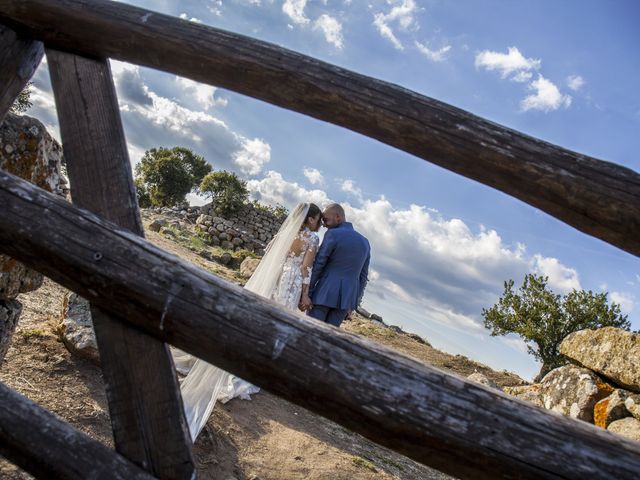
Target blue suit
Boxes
[308,222,370,327]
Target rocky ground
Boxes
[0,211,526,479]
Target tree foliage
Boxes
[11,83,32,114]
[134,147,211,207]
[482,274,630,380]
[200,170,249,215]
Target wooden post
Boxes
[2,171,640,480]
[0,24,43,122]
[45,49,195,479]
[0,382,158,480]
[0,0,638,256]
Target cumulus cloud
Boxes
[520,75,572,112]
[314,14,344,49]
[283,0,310,25]
[232,138,271,175]
[179,13,202,23]
[415,41,451,62]
[246,170,332,208]
[175,76,228,110]
[303,167,324,185]
[610,291,634,314]
[341,179,363,201]
[567,75,585,91]
[109,61,271,175]
[475,47,571,113]
[372,0,418,50]
[531,254,581,293]
[475,46,541,79]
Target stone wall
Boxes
[148,202,285,254]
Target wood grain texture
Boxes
[0,382,157,480]
[0,24,43,122]
[0,0,638,256]
[2,171,640,480]
[46,49,195,479]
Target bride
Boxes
[174,202,322,440]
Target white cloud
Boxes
[283,0,310,25]
[341,179,363,201]
[232,138,271,175]
[247,170,332,209]
[175,76,227,110]
[475,47,541,79]
[521,75,572,112]
[314,14,344,49]
[567,75,585,91]
[610,291,634,314]
[531,254,581,294]
[415,41,451,62]
[303,167,324,185]
[179,13,202,23]
[208,0,223,16]
[372,0,418,51]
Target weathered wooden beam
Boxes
[45,49,195,478]
[0,382,157,480]
[1,171,640,480]
[0,0,638,256]
[0,24,43,122]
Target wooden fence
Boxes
[0,1,639,479]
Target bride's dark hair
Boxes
[303,203,321,226]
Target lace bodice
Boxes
[271,227,319,310]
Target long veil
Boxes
[177,202,310,440]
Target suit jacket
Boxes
[309,222,370,310]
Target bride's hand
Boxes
[299,294,313,311]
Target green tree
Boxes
[200,170,249,215]
[11,83,32,114]
[134,177,152,208]
[482,274,630,381]
[134,147,211,207]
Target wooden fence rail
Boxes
[1,0,638,256]
[0,383,157,480]
[2,169,640,480]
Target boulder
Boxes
[58,293,99,364]
[1,113,67,301]
[219,252,233,265]
[240,258,260,279]
[560,327,640,392]
[503,365,612,422]
[0,299,22,366]
[624,394,640,421]
[148,218,166,232]
[594,389,631,428]
[607,417,640,442]
[467,372,501,391]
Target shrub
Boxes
[200,170,249,215]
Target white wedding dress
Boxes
[175,203,318,440]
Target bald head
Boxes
[322,203,345,229]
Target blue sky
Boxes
[26,0,639,380]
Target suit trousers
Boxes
[308,304,349,328]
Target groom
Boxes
[304,203,370,328]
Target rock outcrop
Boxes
[607,417,640,442]
[504,365,611,422]
[559,327,640,393]
[594,389,631,428]
[57,293,99,364]
[239,257,261,279]
[0,113,67,364]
